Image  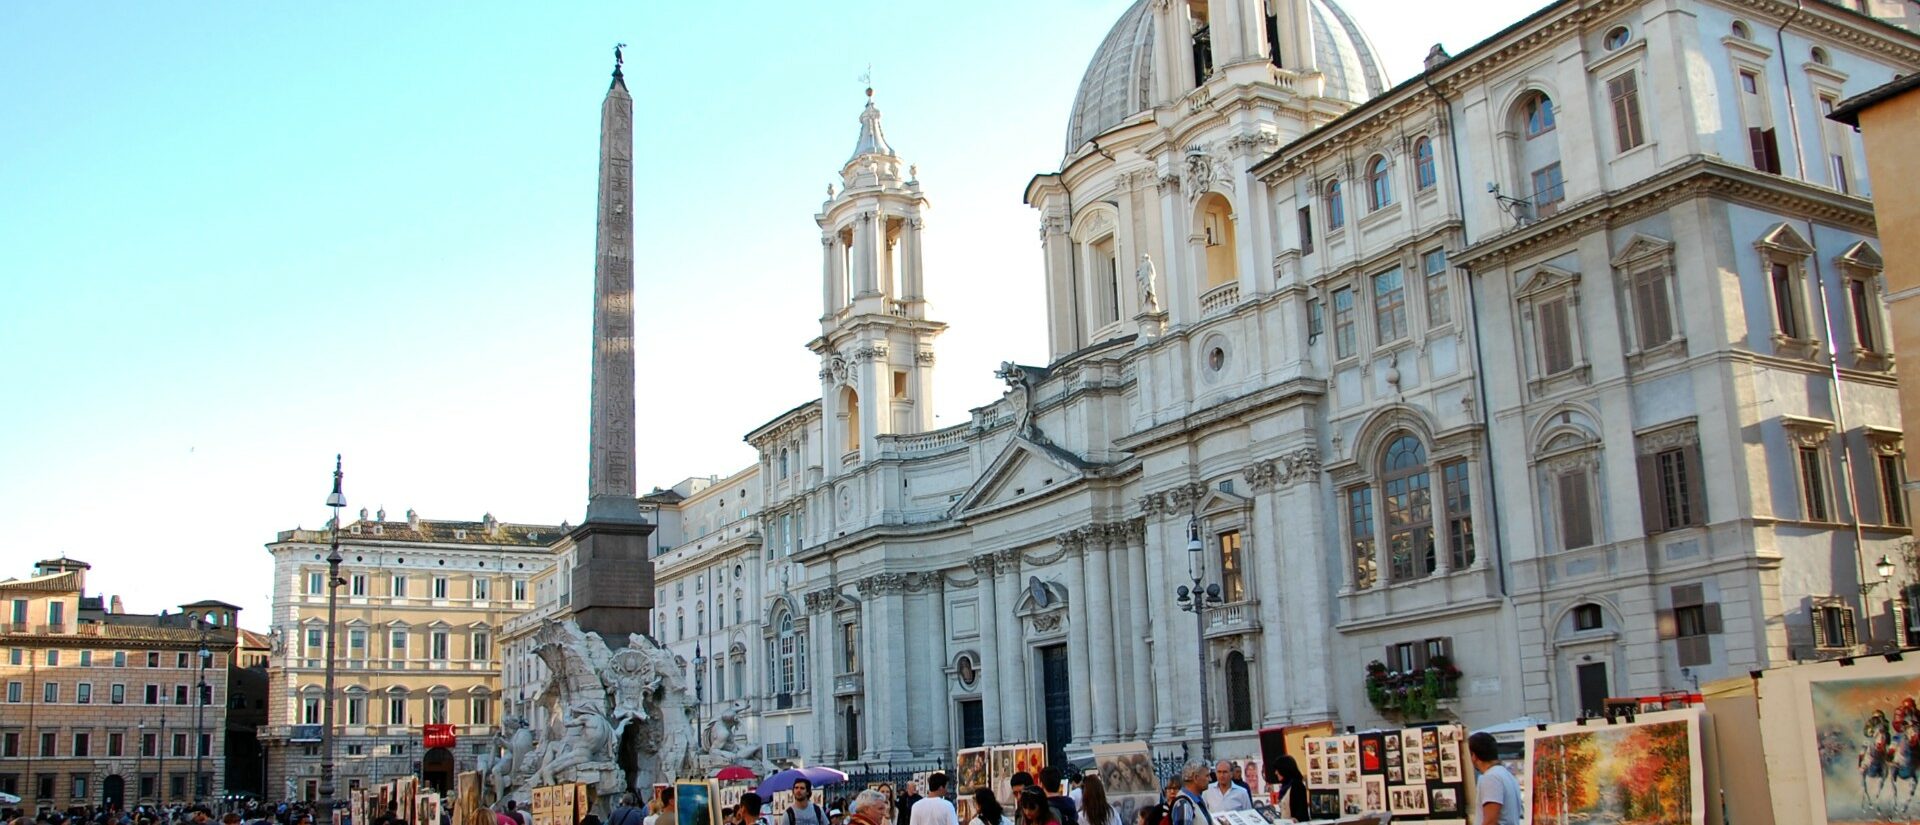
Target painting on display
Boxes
[957,747,990,793]
[1524,707,1704,825]
[1012,744,1047,784]
[532,785,577,825]
[1092,742,1158,825]
[677,781,717,825]
[418,794,442,825]
[990,746,1019,804]
[350,789,367,825]
[1303,724,1470,824]
[398,778,420,825]
[1807,669,1920,824]
[455,773,484,825]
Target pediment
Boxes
[1014,576,1069,616]
[1610,233,1673,268]
[1837,240,1884,271]
[1756,223,1813,255]
[1194,487,1252,519]
[1516,264,1579,298]
[950,434,1088,518]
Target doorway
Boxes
[103,775,125,810]
[1039,645,1072,767]
[423,746,455,793]
[1575,662,1610,718]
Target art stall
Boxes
[1300,724,1473,823]
[1523,706,1707,825]
[1091,743,1159,825]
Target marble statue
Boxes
[1136,254,1160,314]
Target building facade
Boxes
[0,559,250,811]
[263,511,558,801]
[525,0,1920,771]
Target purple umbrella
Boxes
[756,767,850,796]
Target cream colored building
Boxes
[263,511,558,800]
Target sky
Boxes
[0,0,1546,623]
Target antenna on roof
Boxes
[861,64,874,98]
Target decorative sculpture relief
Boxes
[1243,448,1325,492]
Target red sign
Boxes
[422,724,456,748]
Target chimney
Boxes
[110,595,123,614]
[1424,43,1452,72]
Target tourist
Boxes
[966,790,1007,825]
[908,773,957,825]
[849,792,889,825]
[893,784,921,825]
[1037,768,1075,825]
[785,779,830,825]
[1268,757,1307,823]
[1227,765,1247,795]
[645,788,675,825]
[1167,764,1210,825]
[736,793,765,825]
[1013,790,1055,825]
[1468,732,1522,825]
[1065,777,1081,810]
[1006,774,1031,801]
[507,801,530,825]
[611,794,644,825]
[1075,776,1119,825]
[828,811,844,825]
[1200,762,1249,813]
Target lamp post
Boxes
[194,621,211,804]
[157,716,168,805]
[137,720,146,806]
[321,456,348,812]
[1175,515,1223,763]
[1863,554,1898,647]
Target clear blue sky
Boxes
[0,0,1545,622]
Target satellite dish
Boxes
[1028,576,1052,608]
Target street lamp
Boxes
[137,720,146,806]
[1174,515,1223,763]
[320,456,348,812]
[692,644,706,727]
[194,621,211,804]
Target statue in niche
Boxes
[1136,254,1161,314]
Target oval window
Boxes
[1603,26,1631,50]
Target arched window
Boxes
[1383,434,1436,581]
[675,610,685,640]
[1367,155,1392,211]
[696,604,705,634]
[1523,92,1556,137]
[778,448,790,477]
[775,610,803,695]
[1224,651,1254,731]
[1414,138,1436,190]
[1325,179,1345,230]
[1197,193,1238,289]
[1731,20,1751,40]
[840,387,861,453]
[734,590,744,625]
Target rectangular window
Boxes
[1443,460,1474,569]
[306,571,324,595]
[1772,263,1802,339]
[1630,264,1675,350]
[145,684,159,705]
[111,683,124,704]
[40,731,55,757]
[8,600,23,624]
[48,601,64,625]
[108,732,124,757]
[4,682,17,703]
[1656,448,1699,530]
[347,696,365,725]
[1557,467,1595,549]
[302,696,321,725]
[77,683,91,704]
[1538,296,1575,375]
[1849,277,1877,352]
[306,628,324,657]
[147,651,159,667]
[1332,285,1357,359]
[1749,127,1783,173]
[1608,71,1646,152]
[389,696,408,725]
[429,696,448,725]
[79,650,92,667]
[843,623,860,674]
[472,577,490,601]
[1297,206,1314,254]
[1800,444,1831,521]
[142,733,157,757]
[1812,596,1857,650]
[1217,531,1246,602]
[431,631,450,661]
[391,630,409,661]
[172,732,187,756]
[350,574,367,597]
[174,684,188,706]
[176,651,189,668]
[433,577,449,599]
[391,575,408,598]
[44,682,58,703]
[471,632,491,662]
[1423,249,1450,327]
[73,733,89,757]
[1348,486,1376,589]
[45,649,58,666]
[3,732,18,757]
[1880,453,1907,527]
[1326,180,1346,230]
[513,579,528,601]
[1306,298,1323,342]
[472,695,492,725]
[114,650,125,668]
[1372,267,1407,343]
[1531,163,1566,216]
[199,733,211,756]
[1831,153,1850,194]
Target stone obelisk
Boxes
[570,46,655,640]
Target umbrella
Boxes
[756,767,848,796]
[716,766,758,781]
[0,791,18,804]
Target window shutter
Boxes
[1677,636,1711,667]
[1386,645,1397,671]
[1749,128,1767,168]
[1703,602,1723,634]
[1684,444,1707,526]
[1842,607,1859,648]
[1657,609,1679,640]
[1637,453,1664,534]
[1811,606,1829,649]
[1763,130,1783,174]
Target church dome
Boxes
[1063,0,1390,153]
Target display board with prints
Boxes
[1301,725,1473,824]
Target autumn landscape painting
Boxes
[1527,718,1697,825]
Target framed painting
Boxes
[1525,707,1704,825]
[677,781,716,825]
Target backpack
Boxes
[785,806,827,825]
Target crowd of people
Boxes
[1,803,332,825]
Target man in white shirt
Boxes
[1469,733,1522,825]
[908,773,959,825]
[1201,761,1252,813]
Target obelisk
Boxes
[570,45,655,640]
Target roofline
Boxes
[1829,70,1920,126]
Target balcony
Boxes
[765,742,800,759]
[841,449,861,468]
[1204,600,1261,639]
[834,672,863,696]
[1200,282,1240,318]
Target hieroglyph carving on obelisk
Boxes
[587,47,639,521]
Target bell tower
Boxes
[810,89,946,473]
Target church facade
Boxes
[545,0,1920,769]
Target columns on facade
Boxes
[900,215,925,304]
[916,571,949,754]
[852,212,877,297]
[1247,448,1332,721]
[1062,529,1094,747]
[822,235,840,314]
[1123,519,1154,739]
[1086,525,1121,743]
[970,554,1005,744]
[856,578,884,761]
[993,549,1029,741]
[1041,209,1077,355]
